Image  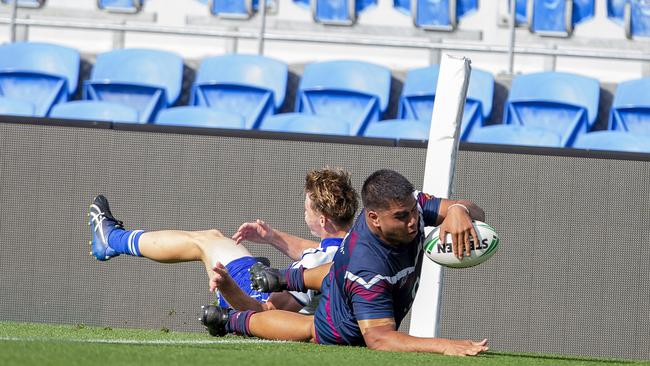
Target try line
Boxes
[0,336,287,345]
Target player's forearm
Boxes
[441,199,485,222]
[456,200,485,222]
[268,229,320,261]
[218,284,265,312]
[364,329,449,353]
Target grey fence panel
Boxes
[0,122,648,360]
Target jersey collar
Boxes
[320,237,343,250]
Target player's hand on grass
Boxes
[232,219,274,245]
[438,205,479,259]
[442,339,489,356]
[210,262,237,293]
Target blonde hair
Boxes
[305,167,358,231]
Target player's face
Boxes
[374,196,420,246]
[304,194,324,238]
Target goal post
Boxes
[409,54,471,337]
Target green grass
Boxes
[0,322,648,366]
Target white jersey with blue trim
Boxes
[288,237,342,314]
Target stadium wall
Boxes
[0,119,648,360]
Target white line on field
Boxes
[0,336,287,345]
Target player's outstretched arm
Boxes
[359,319,488,356]
[210,262,266,311]
[232,219,319,260]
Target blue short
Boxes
[215,256,271,308]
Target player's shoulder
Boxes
[346,243,391,275]
[414,190,438,205]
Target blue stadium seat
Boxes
[97,0,143,13]
[191,54,287,130]
[0,42,79,117]
[392,0,409,14]
[392,0,477,29]
[0,96,35,116]
[84,48,183,123]
[508,0,529,25]
[296,60,391,136]
[504,71,599,147]
[49,101,139,123]
[466,125,563,147]
[0,0,45,8]
[259,112,350,135]
[209,0,255,18]
[608,0,650,38]
[413,0,477,30]
[364,119,430,140]
[313,0,355,25]
[529,0,594,36]
[398,65,494,141]
[572,131,650,153]
[607,0,627,21]
[155,106,245,129]
[293,0,376,25]
[610,77,650,136]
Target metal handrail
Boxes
[8,0,17,42]
[2,14,650,63]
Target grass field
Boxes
[1,322,648,366]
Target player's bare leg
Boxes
[201,305,315,342]
[139,230,253,281]
[89,195,252,282]
[303,262,331,290]
[249,311,315,342]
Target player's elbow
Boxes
[363,328,397,351]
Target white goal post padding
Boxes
[409,54,471,338]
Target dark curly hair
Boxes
[361,169,414,211]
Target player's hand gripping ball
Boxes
[424,221,499,268]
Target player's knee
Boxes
[192,229,224,243]
[193,229,232,259]
[308,321,317,343]
[186,230,222,252]
[206,229,224,238]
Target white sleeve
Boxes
[292,247,337,269]
[288,246,338,312]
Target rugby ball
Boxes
[423,221,499,268]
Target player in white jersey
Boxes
[88,167,358,315]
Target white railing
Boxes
[2,1,650,73]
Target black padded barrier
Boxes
[0,118,648,360]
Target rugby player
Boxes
[201,169,488,356]
[88,167,358,318]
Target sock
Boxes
[283,266,306,292]
[107,228,144,256]
[225,310,255,336]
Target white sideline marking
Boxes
[0,336,286,345]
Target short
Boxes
[313,274,346,345]
[214,256,271,308]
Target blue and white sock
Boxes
[107,229,144,256]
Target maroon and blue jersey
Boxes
[313,191,441,345]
